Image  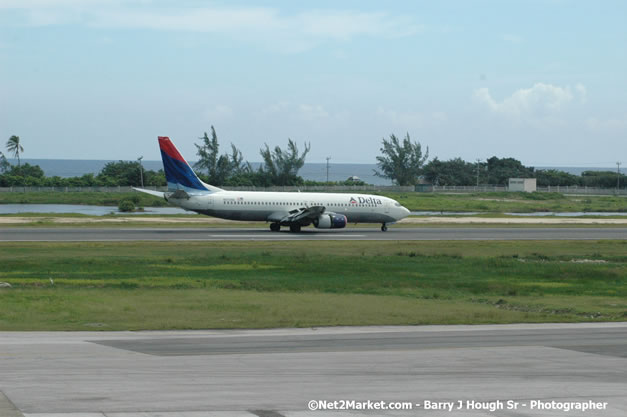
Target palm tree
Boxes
[0,151,9,173]
[6,135,24,167]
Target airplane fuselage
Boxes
[168,190,409,224]
[135,136,411,232]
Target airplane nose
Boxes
[397,206,410,220]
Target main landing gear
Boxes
[270,223,301,232]
[381,223,388,232]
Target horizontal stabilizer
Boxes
[132,188,166,198]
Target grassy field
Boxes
[1,190,626,212]
[1,215,626,228]
[0,191,169,207]
[0,240,625,330]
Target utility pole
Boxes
[476,159,482,186]
[138,156,144,188]
[617,162,622,190]
[326,156,331,183]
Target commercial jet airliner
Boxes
[134,137,410,232]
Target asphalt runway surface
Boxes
[0,323,626,416]
[1,226,627,241]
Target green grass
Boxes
[378,191,627,213]
[0,213,265,228]
[1,190,626,213]
[1,289,555,331]
[0,191,169,207]
[0,240,626,330]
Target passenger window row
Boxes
[222,200,375,207]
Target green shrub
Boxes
[118,199,135,212]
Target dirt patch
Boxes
[0,216,239,225]
[569,259,608,263]
[476,198,535,203]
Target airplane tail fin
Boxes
[158,136,222,193]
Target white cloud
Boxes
[297,104,329,121]
[474,83,585,121]
[298,10,420,40]
[0,1,420,52]
[575,83,587,103]
[256,101,330,122]
[0,0,113,7]
[258,101,291,116]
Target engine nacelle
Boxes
[313,213,347,229]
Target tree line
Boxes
[0,129,349,188]
[421,155,625,188]
[1,132,624,189]
[373,133,624,188]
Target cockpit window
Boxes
[394,202,401,207]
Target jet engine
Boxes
[313,213,347,229]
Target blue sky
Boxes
[1,1,626,166]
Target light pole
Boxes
[475,159,482,186]
[326,156,331,183]
[138,156,144,188]
[617,162,622,190]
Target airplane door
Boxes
[384,201,390,214]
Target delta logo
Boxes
[349,197,383,205]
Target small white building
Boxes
[509,178,536,192]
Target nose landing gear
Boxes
[270,223,280,232]
[381,223,388,232]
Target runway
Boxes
[1,226,627,241]
[1,323,626,416]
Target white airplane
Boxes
[134,136,410,232]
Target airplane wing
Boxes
[267,205,326,224]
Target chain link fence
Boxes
[0,185,415,193]
[1,185,625,195]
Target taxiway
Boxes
[0,323,626,416]
[1,226,626,241]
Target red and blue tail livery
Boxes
[158,136,211,193]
